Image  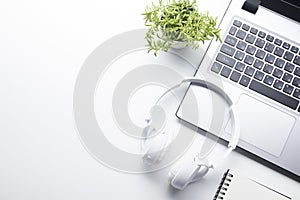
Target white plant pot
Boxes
[171,41,186,49]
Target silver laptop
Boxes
[177,0,300,181]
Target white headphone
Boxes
[141,77,240,190]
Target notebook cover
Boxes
[214,169,291,200]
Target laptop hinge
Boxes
[242,0,261,14]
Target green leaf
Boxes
[142,0,221,56]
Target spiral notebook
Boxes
[213,169,291,200]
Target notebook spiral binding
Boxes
[213,169,234,200]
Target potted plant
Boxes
[142,0,222,56]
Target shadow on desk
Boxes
[179,119,300,183]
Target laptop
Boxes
[177,0,300,181]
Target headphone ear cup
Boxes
[168,164,180,182]
[141,105,172,165]
[142,129,170,165]
[168,158,211,190]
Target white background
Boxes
[0,0,299,199]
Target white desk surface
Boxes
[0,0,299,199]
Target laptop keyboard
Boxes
[211,18,300,113]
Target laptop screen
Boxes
[261,0,300,23]
[283,0,300,8]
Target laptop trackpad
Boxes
[225,94,295,157]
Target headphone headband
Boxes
[155,77,240,149]
[142,77,240,190]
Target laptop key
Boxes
[284,51,294,62]
[258,31,266,38]
[283,72,293,83]
[293,88,300,99]
[235,62,246,72]
[263,64,273,74]
[246,45,256,55]
[225,35,237,46]
[216,53,236,68]
[283,84,294,95]
[229,26,237,35]
[242,24,250,31]
[274,38,282,46]
[234,51,245,61]
[244,55,254,65]
[236,29,246,40]
[291,46,299,54]
[274,58,285,68]
[273,79,284,90]
[264,42,275,53]
[292,77,300,88]
[265,53,275,64]
[221,66,232,78]
[253,59,264,69]
[239,75,250,87]
[255,38,265,48]
[254,70,264,81]
[249,80,299,110]
[266,35,274,42]
[255,49,266,59]
[230,71,241,82]
[274,47,284,57]
[245,34,256,44]
[220,44,235,56]
[283,42,291,50]
[284,63,295,73]
[236,40,247,51]
[294,67,300,77]
[250,27,258,35]
[293,56,300,66]
[263,75,274,86]
[245,66,255,77]
[211,62,222,73]
[273,68,283,79]
[233,20,242,27]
